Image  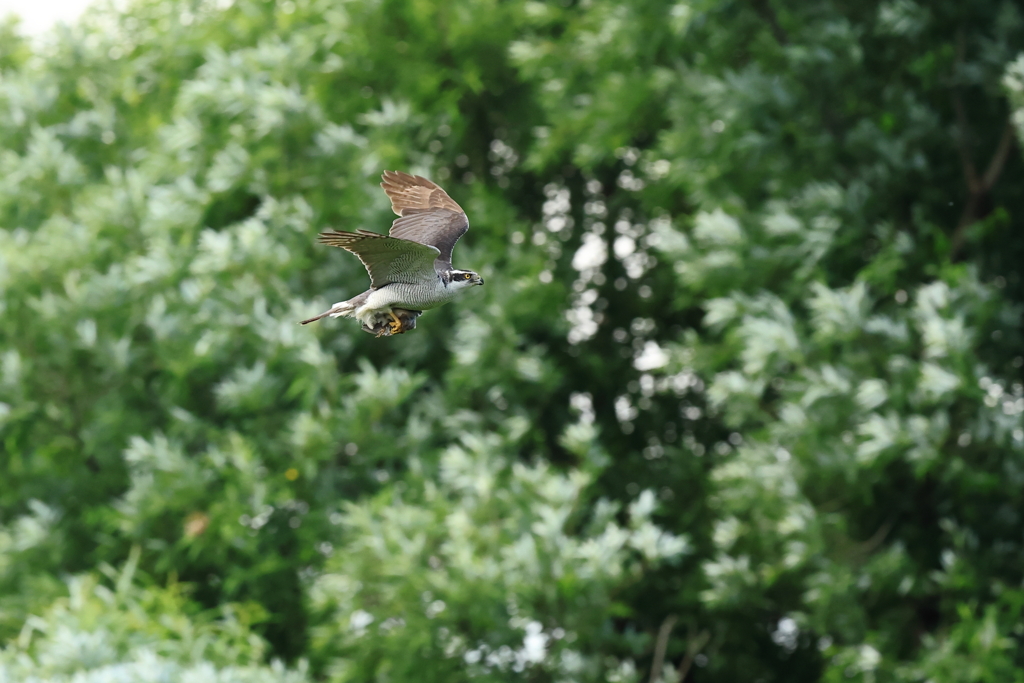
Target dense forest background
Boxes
[1,0,1023,680]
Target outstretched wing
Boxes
[317,229,440,288]
[381,169,464,215]
[380,170,469,272]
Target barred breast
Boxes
[366,280,457,311]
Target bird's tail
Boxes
[299,300,357,325]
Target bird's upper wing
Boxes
[381,170,464,215]
[317,229,440,288]
[380,170,469,272]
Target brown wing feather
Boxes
[380,170,464,215]
[387,209,468,272]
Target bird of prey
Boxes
[301,171,483,336]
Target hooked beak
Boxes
[474,276,485,286]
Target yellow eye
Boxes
[464,273,472,280]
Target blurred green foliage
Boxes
[1,0,1023,681]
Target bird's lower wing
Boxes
[317,230,440,288]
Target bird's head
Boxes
[448,270,484,287]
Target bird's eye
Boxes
[463,273,472,280]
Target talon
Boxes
[386,310,405,335]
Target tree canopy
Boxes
[1,0,1023,681]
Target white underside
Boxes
[328,281,462,327]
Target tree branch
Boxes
[950,118,1017,259]
[676,629,711,682]
[947,26,1018,260]
[649,615,678,683]
[855,518,894,557]
[981,120,1015,190]
[951,90,980,193]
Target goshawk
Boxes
[301,171,483,336]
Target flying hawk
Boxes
[301,171,483,336]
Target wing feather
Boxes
[388,209,468,272]
[380,170,464,215]
[380,171,469,272]
[317,230,440,288]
